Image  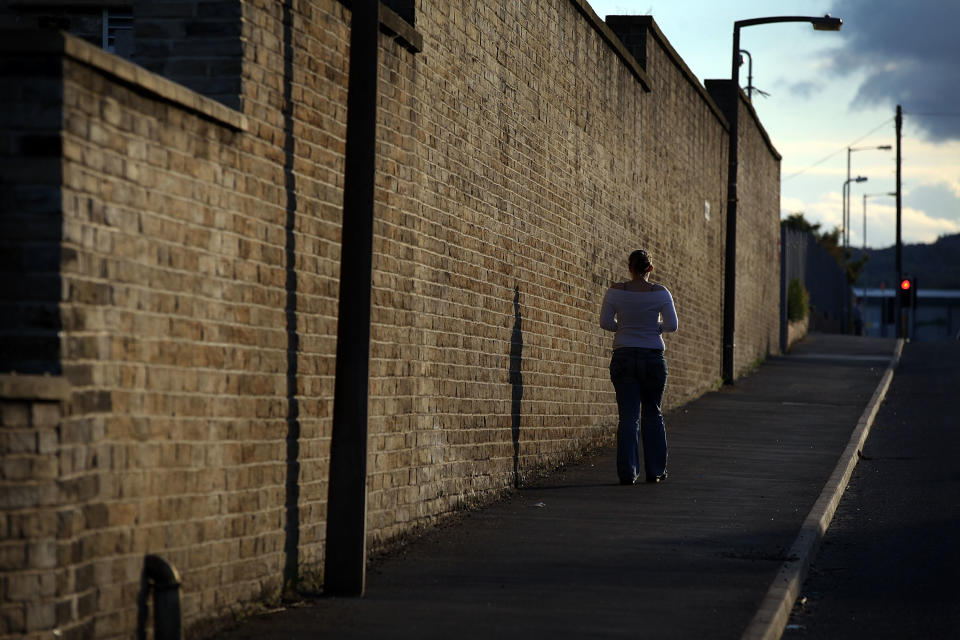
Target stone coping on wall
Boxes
[568,0,652,91]
[737,85,782,160]
[334,1,424,53]
[0,29,248,132]
[704,79,782,161]
[379,4,423,53]
[0,374,71,401]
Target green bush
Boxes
[787,278,810,321]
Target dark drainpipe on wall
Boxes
[324,0,380,597]
[136,555,182,640]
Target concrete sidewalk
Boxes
[214,334,899,640]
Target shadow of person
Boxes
[510,286,523,488]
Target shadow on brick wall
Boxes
[281,0,301,591]
[510,286,523,488]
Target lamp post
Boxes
[842,144,890,336]
[895,105,904,338]
[722,14,842,384]
[842,175,868,333]
[845,145,892,249]
[862,191,897,250]
[862,190,897,339]
[325,0,380,597]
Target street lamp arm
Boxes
[732,16,841,79]
[734,15,842,30]
[850,144,893,153]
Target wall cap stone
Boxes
[336,2,423,53]
[736,84,781,160]
[379,4,422,53]
[0,29,248,132]
[705,79,782,160]
[0,374,71,401]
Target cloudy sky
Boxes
[588,0,960,249]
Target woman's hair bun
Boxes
[629,249,651,273]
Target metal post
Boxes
[862,192,895,252]
[895,105,903,338]
[779,225,788,352]
[845,147,851,246]
[722,26,741,384]
[842,148,852,334]
[324,0,380,597]
[841,179,848,334]
[863,193,867,251]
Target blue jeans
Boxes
[609,348,668,483]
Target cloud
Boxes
[781,191,843,233]
[786,81,821,99]
[826,0,960,140]
[901,138,960,193]
[782,182,960,248]
[906,183,960,220]
[857,204,960,247]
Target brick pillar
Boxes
[705,79,738,127]
[132,0,243,110]
[0,375,72,640]
[605,15,652,70]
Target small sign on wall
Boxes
[704,201,711,221]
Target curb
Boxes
[741,339,906,640]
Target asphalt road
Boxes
[783,340,960,639]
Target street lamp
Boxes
[722,14,842,384]
[845,145,892,248]
[842,175,868,333]
[862,192,897,250]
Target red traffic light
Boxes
[900,278,911,291]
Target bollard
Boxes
[136,555,183,640]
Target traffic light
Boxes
[898,276,915,308]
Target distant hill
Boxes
[852,233,960,289]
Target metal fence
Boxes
[780,227,847,349]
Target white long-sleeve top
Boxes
[599,285,678,350]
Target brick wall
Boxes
[57,34,289,638]
[0,375,71,639]
[1,1,781,636]
[732,93,781,372]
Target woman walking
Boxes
[599,249,678,485]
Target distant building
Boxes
[0,2,133,58]
[854,287,960,340]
